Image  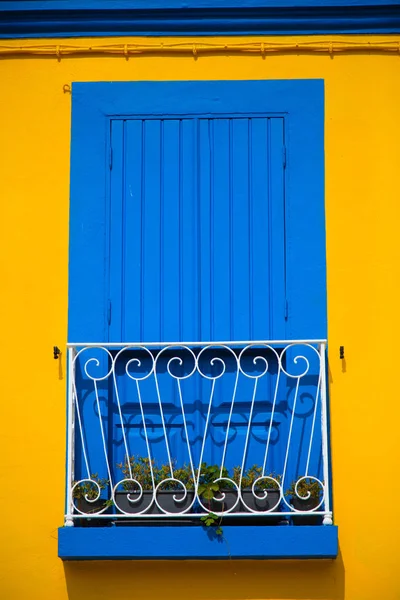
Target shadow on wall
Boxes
[64,547,345,600]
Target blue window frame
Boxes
[68,80,326,343]
[61,80,337,560]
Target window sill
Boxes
[58,525,338,560]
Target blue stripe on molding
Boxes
[0,2,399,38]
[2,1,400,8]
[58,525,339,560]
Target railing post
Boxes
[319,342,333,525]
[64,346,75,527]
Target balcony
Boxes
[59,340,337,560]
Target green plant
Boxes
[285,477,323,501]
[200,512,222,535]
[72,473,109,500]
[156,461,195,491]
[117,456,156,491]
[114,458,285,536]
[116,456,195,491]
[197,463,230,536]
[232,465,281,490]
[197,463,230,500]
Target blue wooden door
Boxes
[108,115,286,474]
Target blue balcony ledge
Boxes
[58,525,338,560]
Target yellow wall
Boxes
[1,35,399,600]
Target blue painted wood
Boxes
[58,524,339,560]
[1,1,399,37]
[3,1,399,8]
[69,80,326,343]
[108,119,124,341]
[110,116,285,343]
[68,97,109,343]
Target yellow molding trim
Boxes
[1,39,400,57]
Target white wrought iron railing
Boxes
[64,340,332,526]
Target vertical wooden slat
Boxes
[210,118,231,341]
[181,119,198,341]
[250,117,272,339]
[142,120,162,342]
[198,119,212,342]
[121,119,143,342]
[231,118,251,341]
[269,117,286,339]
[108,119,124,342]
[161,120,181,342]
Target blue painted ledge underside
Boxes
[58,525,338,560]
[1,1,400,37]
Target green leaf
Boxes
[215,527,223,535]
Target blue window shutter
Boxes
[108,116,286,343]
